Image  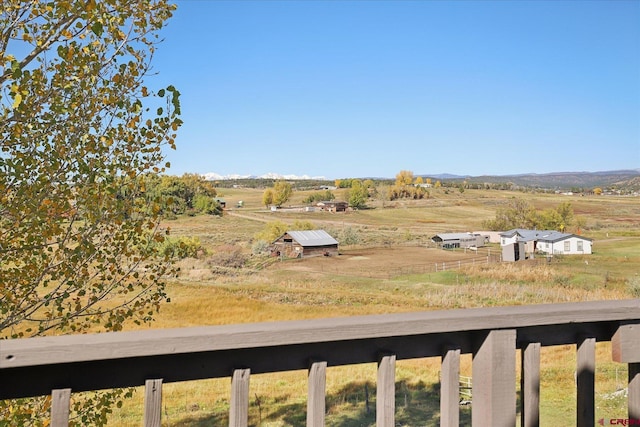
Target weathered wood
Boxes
[307,361,326,427]
[440,347,460,427]
[229,368,250,427]
[521,342,540,427]
[3,300,639,370]
[472,329,516,427]
[577,336,596,427]
[143,379,162,427]
[377,354,396,427]
[613,322,640,363]
[629,363,640,420]
[2,301,640,402]
[51,388,71,427]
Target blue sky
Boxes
[152,0,640,179]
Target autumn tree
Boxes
[272,180,293,207]
[347,179,368,209]
[395,170,415,186]
[262,187,274,207]
[0,0,180,424]
[390,170,427,200]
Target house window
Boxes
[564,241,570,252]
[577,241,583,252]
[501,238,505,245]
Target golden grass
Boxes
[99,189,640,425]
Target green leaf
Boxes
[91,22,103,37]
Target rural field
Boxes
[107,186,639,426]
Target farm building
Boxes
[431,232,487,249]
[502,241,526,262]
[500,229,592,260]
[536,232,593,255]
[271,230,339,258]
[316,201,348,212]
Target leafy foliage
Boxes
[272,181,293,207]
[483,199,578,232]
[255,221,289,243]
[302,190,335,204]
[0,0,180,424]
[347,180,369,209]
[139,173,222,217]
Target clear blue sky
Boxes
[152,0,640,179]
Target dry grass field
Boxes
[105,187,639,426]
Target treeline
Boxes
[482,200,584,232]
[131,174,223,218]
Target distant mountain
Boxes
[201,169,640,191]
[439,169,640,190]
[202,172,328,181]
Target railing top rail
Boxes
[3,299,639,370]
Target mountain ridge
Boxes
[202,169,640,189]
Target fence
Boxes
[1,300,640,426]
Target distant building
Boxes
[499,229,593,261]
[272,230,339,258]
[316,201,348,212]
[431,232,487,249]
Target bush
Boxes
[208,245,248,268]
[193,194,223,215]
[157,236,205,259]
[252,240,270,255]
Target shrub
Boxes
[252,240,270,255]
[157,236,205,259]
[208,245,248,268]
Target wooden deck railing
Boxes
[2,299,640,426]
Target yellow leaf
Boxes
[12,93,22,109]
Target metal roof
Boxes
[285,230,339,247]
[500,229,592,243]
[432,233,480,241]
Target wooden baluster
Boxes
[229,368,250,427]
[521,342,541,427]
[377,353,396,427]
[629,363,640,420]
[51,388,71,427]
[307,360,327,427]
[144,379,163,427]
[612,322,640,420]
[577,336,595,427]
[440,347,460,427]
[472,329,516,426]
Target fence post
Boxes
[612,322,640,419]
[307,361,327,427]
[441,347,460,427]
[144,379,163,427]
[51,388,71,427]
[521,342,541,427]
[230,368,250,427]
[377,353,396,427]
[577,336,595,427]
[472,329,517,426]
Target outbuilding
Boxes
[316,201,348,212]
[431,232,487,249]
[272,230,339,258]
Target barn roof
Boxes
[432,232,479,242]
[284,230,339,247]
